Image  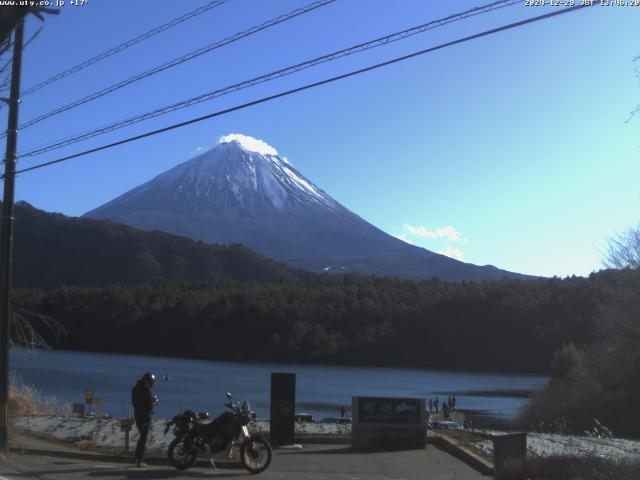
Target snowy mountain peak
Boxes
[92,134,338,214]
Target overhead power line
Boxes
[6,0,336,137]
[18,0,521,159]
[10,3,595,178]
[19,0,232,98]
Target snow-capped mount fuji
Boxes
[85,135,526,281]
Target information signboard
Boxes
[352,396,426,450]
[358,397,422,425]
[270,372,296,446]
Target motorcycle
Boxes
[164,393,272,474]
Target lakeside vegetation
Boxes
[8,373,68,416]
[516,226,640,438]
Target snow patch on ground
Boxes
[12,416,351,450]
[472,431,640,460]
[15,416,639,460]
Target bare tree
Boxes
[597,224,640,350]
[604,224,640,270]
[10,310,65,349]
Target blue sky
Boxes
[6,0,639,278]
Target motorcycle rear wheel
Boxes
[240,435,272,474]
[168,437,198,471]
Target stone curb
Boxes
[428,434,494,476]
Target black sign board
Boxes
[358,397,421,425]
[270,372,296,446]
[72,403,85,417]
[120,418,135,432]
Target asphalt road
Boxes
[0,442,489,480]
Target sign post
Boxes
[120,418,135,452]
[94,397,104,416]
[84,388,94,415]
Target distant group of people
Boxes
[428,394,456,420]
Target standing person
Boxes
[340,405,346,418]
[434,397,439,413]
[131,372,157,468]
[452,394,457,412]
[429,398,433,413]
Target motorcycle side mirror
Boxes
[226,392,232,399]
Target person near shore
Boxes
[131,372,158,468]
[429,398,433,412]
[451,394,456,412]
[442,401,449,420]
[340,406,346,418]
[434,397,439,413]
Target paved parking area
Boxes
[1,441,490,480]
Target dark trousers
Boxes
[134,416,150,461]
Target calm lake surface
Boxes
[11,348,547,421]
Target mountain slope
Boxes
[85,137,529,281]
[12,202,304,288]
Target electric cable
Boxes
[5,0,336,137]
[19,0,232,98]
[18,0,521,159]
[10,3,595,177]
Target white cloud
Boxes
[438,246,464,261]
[405,224,437,239]
[402,224,463,242]
[434,225,462,242]
[219,133,278,156]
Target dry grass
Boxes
[498,455,640,480]
[8,372,70,416]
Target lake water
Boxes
[10,348,547,422]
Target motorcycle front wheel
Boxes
[168,437,198,471]
[240,435,272,474]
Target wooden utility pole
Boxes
[0,19,24,453]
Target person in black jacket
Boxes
[131,372,157,468]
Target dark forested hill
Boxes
[14,269,637,373]
[11,202,305,288]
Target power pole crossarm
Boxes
[0,19,24,453]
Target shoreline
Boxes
[10,346,552,376]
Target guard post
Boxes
[493,432,527,478]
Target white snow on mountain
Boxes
[219,133,278,156]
